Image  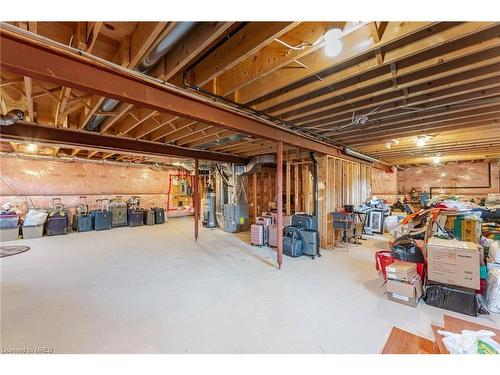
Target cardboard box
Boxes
[386,277,423,308]
[427,238,480,290]
[386,261,418,281]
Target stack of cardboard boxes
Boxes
[424,237,482,316]
[386,261,424,307]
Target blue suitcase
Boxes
[291,214,315,230]
[91,210,112,231]
[283,226,303,257]
[299,229,319,259]
[74,214,92,232]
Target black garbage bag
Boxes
[391,235,425,263]
[423,281,489,317]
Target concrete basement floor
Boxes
[1,217,499,354]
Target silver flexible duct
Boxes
[0,109,24,126]
[86,22,196,131]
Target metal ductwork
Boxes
[86,22,196,131]
[136,22,196,72]
[343,146,380,164]
[194,133,248,150]
[0,109,24,126]
[239,154,277,175]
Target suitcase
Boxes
[255,216,271,244]
[261,212,275,224]
[268,223,278,248]
[283,226,303,257]
[143,209,155,225]
[291,213,315,230]
[153,207,165,224]
[251,223,265,246]
[128,209,144,227]
[299,229,319,259]
[91,210,112,231]
[74,214,92,232]
[46,214,69,236]
[91,199,112,231]
[256,216,272,226]
[111,206,128,227]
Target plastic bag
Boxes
[391,235,425,263]
[438,329,500,354]
[23,209,48,226]
[485,268,500,313]
[489,240,500,263]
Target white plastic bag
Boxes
[23,209,48,226]
[489,240,500,263]
[485,268,500,313]
[438,329,500,354]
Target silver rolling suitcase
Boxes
[268,224,278,248]
[250,223,265,247]
[255,216,271,245]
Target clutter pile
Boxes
[377,198,500,317]
[0,196,167,242]
[382,314,500,354]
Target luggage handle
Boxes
[101,198,110,211]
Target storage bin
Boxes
[22,224,44,239]
[0,213,19,229]
[0,226,19,242]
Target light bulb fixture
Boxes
[26,143,37,153]
[416,136,428,147]
[432,155,442,165]
[324,28,343,57]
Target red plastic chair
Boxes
[375,250,427,281]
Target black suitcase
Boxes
[299,229,319,259]
[46,214,69,236]
[128,209,144,227]
[153,207,165,224]
[291,214,315,230]
[143,209,155,226]
[283,226,303,258]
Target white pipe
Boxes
[0,151,178,170]
[343,147,380,164]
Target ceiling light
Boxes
[324,28,343,57]
[416,136,428,147]
[432,155,442,165]
[26,143,37,153]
